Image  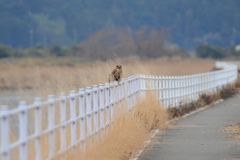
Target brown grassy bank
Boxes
[57,74,240,160]
[55,93,169,160]
[1,57,239,160]
[224,123,240,140]
[1,56,219,159]
[0,57,214,100]
[169,78,240,119]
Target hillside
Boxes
[0,0,240,49]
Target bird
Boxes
[109,65,123,84]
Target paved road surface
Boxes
[139,95,240,160]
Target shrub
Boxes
[48,44,66,56]
[0,44,12,58]
[196,45,226,59]
[220,86,239,99]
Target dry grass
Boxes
[223,123,240,140]
[61,79,240,160]
[168,81,240,119]
[55,93,169,160]
[0,56,216,159]
[168,93,220,118]
[0,56,215,105]
[220,79,240,99]
[220,87,239,99]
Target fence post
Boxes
[169,76,173,107]
[130,77,134,109]
[198,74,202,98]
[93,85,99,141]
[158,76,161,103]
[172,77,176,107]
[137,75,141,100]
[181,76,185,106]
[212,72,215,94]
[167,76,171,108]
[120,81,124,105]
[210,72,214,94]
[34,98,42,160]
[197,74,200,100]
[152,76,155,90]
[215,72,219,92]
[128,78,132,110]
[195,75,198,100]
[203,73,207,93]
[161,76,166,108]
[189,75,193,102]
[105,83,110,129]
[19,101,28,160]
[192,75,196,101]
[99,84,105,135]
[159,76,164,105]
[180,76,184,106]
[131,77,134,109]
[70,91,77,147]
[136,76,140,104]
[186,75,190,104]
[132,77,137,107]
[119,81,124,104]
[154,76,157,97]
[193,75,197,101]
[60,93,67,152]
[115,81,120,111]
[1,106,10,160]
[206,72,209,93]
[206,73,209,92]
[165,76,170,108]
[113,82,117,122]
[201,73,205,94]
[48,95,55,159]
[141,75,147,98]
[86,87,92,145]
[139,75,143,98]
[209,72,213,94]
[132,77,136,107]
[109,83,114,123]
[116,82,120,104]
[78,89,85,150]
[196,74,199,100]
[200,73,204,93]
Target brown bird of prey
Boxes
[109,65,123,84]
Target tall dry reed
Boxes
[57,93,169,160]
[0,56,215,159]
[0,57,214,102]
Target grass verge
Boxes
[60,80,239,160]
[169,80,239,119]
[223,123,240,140]
[56,93,169,160]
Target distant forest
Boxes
[0,0,240,49]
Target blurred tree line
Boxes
[0,0,240,49]
[0,27,187,60]
[196,45,240,59]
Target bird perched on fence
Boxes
[109,65,123,84]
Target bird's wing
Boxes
[112,68,118,75]
[115,69,122,75]
[114,69,122,80]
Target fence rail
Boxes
[0,61,238,160]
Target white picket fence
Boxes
[0,61,238,160]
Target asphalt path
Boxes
[139,95,240,160]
